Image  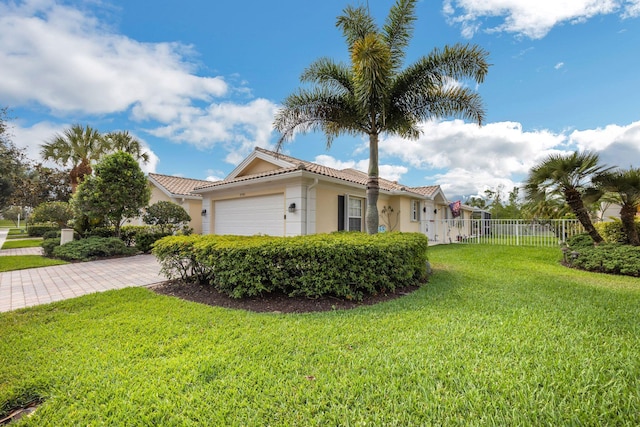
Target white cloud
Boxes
[149,98,279,165]
[554,62,565,70]
[443,0,636,39]
[379,119,567,196]
[313,155,409,182]
[569,121,640,167]
[0,0,277,162]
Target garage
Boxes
[214,193,285,236]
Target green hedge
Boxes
[41,237,61,257]
[27,223,59,237]
[52,237,137,261]
[569,244,640,277]
[595,219,640,244]
[153,233,429,301]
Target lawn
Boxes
[0,245,638,425]
[0,256,67,272]
[1,238,43,250]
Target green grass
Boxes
[0,245,638,425]
[0,255,67,272]
[0,220,23,228]
[1,239,43,250]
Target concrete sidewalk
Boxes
[0,254,165,312]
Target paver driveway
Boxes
[0,246,165,313]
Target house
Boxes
[190,147,472,243]
[146,173,213,234]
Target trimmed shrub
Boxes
[143,201,191,234]
[153,235,214,282]
[42,230,61,240]
[52,237,137,261]
[86,226,116,239]
[566,233,595,250]
[569,244,640,277]
[41,237,61,257]
[135,230,172,253]
[27,223,59,237]
[153,233,429,301]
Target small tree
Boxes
[73,152,150,237]
[1,206,27,226]
[143,201,191,234]
[31,201,73,228]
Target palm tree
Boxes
[593,168,640,246]
[104,131,150,164]
[40,124,107,192]
[524,151,612,244]
[274,0,489,234]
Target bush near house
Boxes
[85,225,171,253]
[153,232,429,300]
[50,237,136,261]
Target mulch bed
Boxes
[150,280,421,313]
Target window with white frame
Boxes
[348,197,363,231]
[411,200,420,222]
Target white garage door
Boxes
[214,194,285,236]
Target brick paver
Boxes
[0,252,165,313]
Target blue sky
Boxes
[2,0,639,200]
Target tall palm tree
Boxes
[524,151,612,244]
[274,0,489,234]
[40,124,107,192]
[593,168,640,246]
[104,131,150,164]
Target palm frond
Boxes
[425,43,490,84]
[383,0,417,71]
[336,4,377,50]
[301,58,354,95]
[273,89,365,151]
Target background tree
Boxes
[10,164,72,208]
[104,131,150,164]
[593,167,640,246]
[274,0,489,234]
[524,151,611,244]
[73,152,150,237]
[1,206,27,226]
[40,124,107,192]
[30,201,74,228]
[143,201,191,234]
[0,107,28,209]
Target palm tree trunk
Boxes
[565,188,603,243]
[366,133,380,235]
[620,204,640,246]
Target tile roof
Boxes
[408,186,442,198]
[194,147,429,197]
[148,173,213,198]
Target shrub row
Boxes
[46,237,137,261]
[27,223,59,237]
[569,244,640,277]
[86,225,172,253]
[153,232,430,301]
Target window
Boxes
[338,195,363,232]
[348,197,363,231]
[411,200,420,222]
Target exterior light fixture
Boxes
[201,209,207,216]
[288,203,296,213]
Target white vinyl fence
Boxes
[429,219,584,247]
